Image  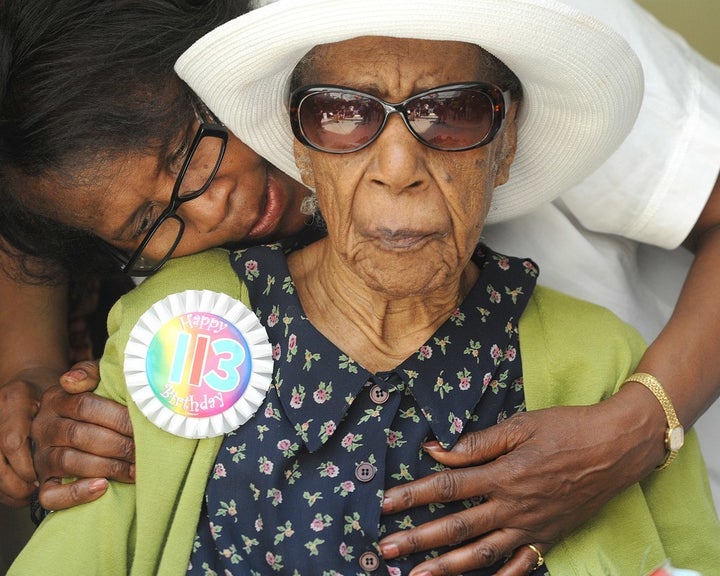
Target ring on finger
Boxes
[526,543,544,569]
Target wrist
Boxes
[621,373,684,470]
[607,382,668,474]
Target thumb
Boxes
[59,360,101,394]
[424,414,528,467]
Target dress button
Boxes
[355,461,377,482]
[369,384,390,405]
[358,550,380,572]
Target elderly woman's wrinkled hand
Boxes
[31,361,136,511]
[379,397,660,575]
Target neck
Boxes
[288,240,478,372]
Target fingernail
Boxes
[89,479,108,493]
[379,542,399,559]
[382,496,393,512]
[422,440,442,452]
[63,369,87,383]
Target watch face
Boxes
[668,426,685,451]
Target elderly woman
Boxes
[9,0,720,575]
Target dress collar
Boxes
[231,244,538,452]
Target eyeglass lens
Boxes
[129,216,184,272]
[177,134,226,199]
[296,85,500,153]
[129,133,224,273]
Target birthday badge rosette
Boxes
[124,290,273,438]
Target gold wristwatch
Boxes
[623,372,684,470]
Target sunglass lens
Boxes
[299,91,384,152]
[409,89,495,150]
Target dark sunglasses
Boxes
[289,82,511,154]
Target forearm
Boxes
[0,262,69,391]
[637,173,720,430]
[0,252,70,503]
[638,233,720,428]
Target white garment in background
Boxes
[486,0,720,513]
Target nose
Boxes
[176,175,232,232]
[365,114,430,194]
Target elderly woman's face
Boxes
[294,37,517,296]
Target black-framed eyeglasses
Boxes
[105,102,228,276]
[289,82,511,154]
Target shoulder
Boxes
[121,249,245,310]
[110,247,249,335]
[98,249,249,400]
[519,285,647,409]
[522,285,642,338]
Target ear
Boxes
[493,102,518,188]
[293,141,316,189]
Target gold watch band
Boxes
[622,372,684,470]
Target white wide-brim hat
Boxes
[176,0,643,224]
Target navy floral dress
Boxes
[188,243,549,575]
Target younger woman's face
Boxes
[33,124,312,262]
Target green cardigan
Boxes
[11,249,720,575]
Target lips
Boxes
[374,230,438,250]
[247,169,287,240]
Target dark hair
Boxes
[0,0,250,281]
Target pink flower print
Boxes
[313,388,328,404]
[267,310,279,327]
[340,480,355,492]
[254,517,263,532]
[322,420,337,438]
[389,568,402,576]
[387,430,399,445]
[288,334,297,351]
[277,439,292,451]
[290,392,303,409]
[265,552,277,566]
[272,343,281,361]
[323,463,340,478]
[245,260,259,279]
[310,518,326,532]
[505,346,517,361]
[459,376,471,390]
[213,463,227,479]
[523,260,539,276]
[341,433,355,448]
[489,289,501,303]
[451,416,464,434]
[497,256,510,270]
[264,405,275,418]
[259,457,274,475]
[490,344,502,359]
[419,345,432,359]
[483,372,492,386]
[210,522,220,538]
[339,542,348,556]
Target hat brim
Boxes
[176,0,643,224]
